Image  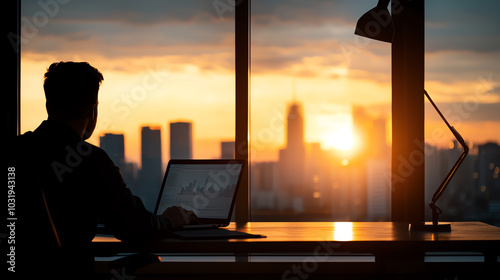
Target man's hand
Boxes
[161,206,200,229]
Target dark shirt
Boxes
[9,120,170,278]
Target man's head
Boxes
[44,61,104,139]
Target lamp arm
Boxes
[430,145,469,206]
[424,89,470,224]
[424,90,452,128]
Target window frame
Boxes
[10,0,426,225]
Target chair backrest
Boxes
[14,132,63,251]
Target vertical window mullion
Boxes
[235,0,251,223]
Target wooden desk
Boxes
[93,222,500,278]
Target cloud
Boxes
[425,0,500,53]
[21,0,235,65]
[425,102,500,122]
[425,50,500,84]
[22,0,219,26]
[21,1,235,73]
[252,41,350,74]
[20,0,500,87]
[252,0,371,27]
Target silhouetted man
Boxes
[8,61,197,279]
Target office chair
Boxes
[37,180,159,276]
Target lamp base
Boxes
[410,223,451,232]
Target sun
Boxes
[323,126,355,152]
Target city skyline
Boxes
[96,105,495,169]
[97,101,499,223]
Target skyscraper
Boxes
[170,121,193,160]
[367,159,390,221]
[141,126,162,173]
[285,102,305,151]
[99,133,125,169]
[350,106,371,220]
[100,132,138,196]
[138,126,162,211]
[278,101,306,212]
[252,162,277,210]
[476,142,500,215]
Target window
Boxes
[20,0,235,211]
[424,0,500,226]
[250,1,391,221]
[16,1,500,225]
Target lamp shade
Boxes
[354,0,394,43]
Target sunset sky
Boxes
[20,0,500,166]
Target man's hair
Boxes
[44,61,104,119]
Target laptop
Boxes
[154,159,246,229]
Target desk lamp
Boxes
[414,90,469,231]
[354,0,469,231]
[354,0,394,43]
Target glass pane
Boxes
[250,1,392,221]
[20,0,235,211]
[424,1,500,226]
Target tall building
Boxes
[100,133,137,195]
[366,115,390,221]
[372,116,390,158]
[476,142,500,216]
[286,102,305,151]
[278,101,306,212]
[251,162,277,210]
[367,159,390,221]
[352,106,373,159]
[99,133,125,169]
[141,126,162,174]
[170,121,193,160]
[138,126,162,211]
[350,106,371,220]
[304,143,332,210]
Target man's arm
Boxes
[91,148,168,241]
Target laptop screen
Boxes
[155,160,244,221]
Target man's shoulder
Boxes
[12,130,112,166]
[13,129,103,156]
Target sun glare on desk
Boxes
[333,222,353,241]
